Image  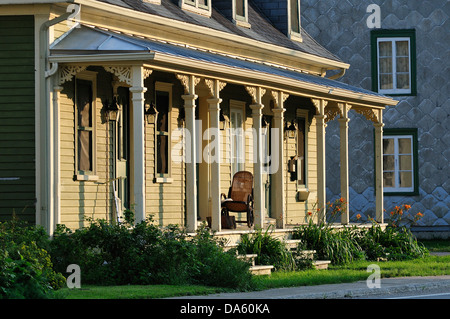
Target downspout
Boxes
[38,7,76,235]
[327,68,346,80]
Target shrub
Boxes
[49,218,252,290]
[357,225,428,260]
[293,222,429,265]
[293,222,364,265]
[0,219,66,299]
[237,226,297,271]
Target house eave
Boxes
[69,0,349,73]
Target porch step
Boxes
[235,253,274,276]
[237,253,257,266]
[297,250,316,260]
[284,239,302,250]
[249,265,274,276]
[312,260,331,270]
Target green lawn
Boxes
[57,255,450,299]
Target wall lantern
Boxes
[285,120,297,138]
[145,102,158,125]
[219,109,228,130]
[106,97,120,122]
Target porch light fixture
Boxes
[261,115,269,128]
[286,120,297,138]
[106,97,120,122]
[145,102,158,125]
[177,107,185,127]
[219,109,228,130]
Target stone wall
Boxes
[302,0,450,227]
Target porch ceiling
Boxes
[50,24,398,108]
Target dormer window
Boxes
[234,0,250,28]
[289,0,302,42]
[182,0,212,17]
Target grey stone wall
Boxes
[302,0,450,227]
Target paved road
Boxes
[170,276,450,299]
[353,286,450,299]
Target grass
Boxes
[420,239,450,252]
[55,284,231,299]
[57,255,450,299]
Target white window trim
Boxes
[383,135,415,193]
[74,70,98,181]
[154,81,173,182]
[229,100,246,177]
[181,0,212,17]
[377,37,412,95]
[296,109,308,190]
[288,0,303,42]
[233,0,251,28]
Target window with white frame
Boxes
[182,0,211,16]
[289,0,302,41]
[75,71,97,180]
[230,101,245,176]
[371,30,416,95]
[382,129,418,195]
[377,38,411,94]
[234,0,250,27]
[155,82,173,181]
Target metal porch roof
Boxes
[50,25,391,102]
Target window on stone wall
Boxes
[382,128,418,195]
[371,29,416,96]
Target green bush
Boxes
[0,219,66,299]
[237,227,297,271]
[293,223,364,265]
[356,225,428,260]
[49,218,252,290]
[292,222,429,265]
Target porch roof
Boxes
[50,25,398,107]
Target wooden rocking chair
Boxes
[221,171,254,228]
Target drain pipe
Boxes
[327,68,346,80]
[38,7,76,235]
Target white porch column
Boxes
[312,99,328,223]
[247,86,266,229]
[178,74,199,232]
[52,85,63,230]
[374,110,384,224]
[338,103,351,225]
[130,65,147,224]
[271,91,287,229]
[206,79,226,231]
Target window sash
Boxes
[296,117,306,185]
[383,135,414,192]
[290,0,301,34]
[75,78,94,175]
[230,107,245,176]
[154,83,172,179]
[377,37,411,94]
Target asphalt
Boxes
[170,275,450,299]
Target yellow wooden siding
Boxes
[59,70,114,230]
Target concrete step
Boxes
[285,239,302,250]
[249,265,274,276]
[297,250,316,260]
[313,260,331,270]
[237,253,257,266]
